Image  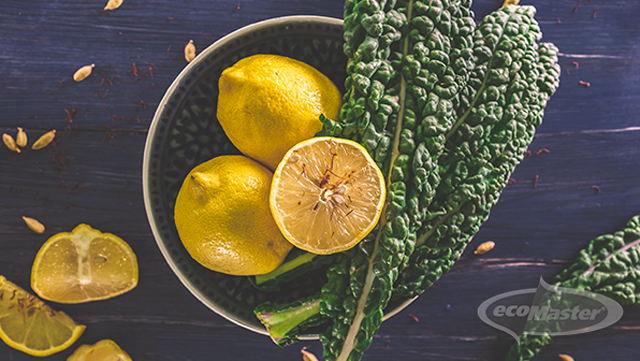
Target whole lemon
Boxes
[174,155,292,276]
[217,54,342,170]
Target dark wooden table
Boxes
[1,0,639,360]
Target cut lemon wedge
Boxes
[31,224,138,304]
[67,339,132,361]
[270,137,385,255]
[0,276,85,356]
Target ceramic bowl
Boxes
[142,15,415,339]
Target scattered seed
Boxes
[579,80,591,87]
[184,40,196,62]
[104,0,124,11]
[533,174,539,189]
[16,127,27,147]
[73,64,95,82]
[591,8,598,19]
[301,349,318,361]
[591,185,601,193]
[572,61,579,68]
[408,314,419,323]
[2,133,20,153]
[558,354,574,361]
[22,216,45,234]
[474,241,495,255]
[536,148,550,155]
[32,130,56,150]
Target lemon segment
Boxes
[31,224,138,304]
[270,137,385,255]
[174,155,293,276]
[67,339,132,361]
[217,54,342,170]
[0,276,85,357]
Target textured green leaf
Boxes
[393,5,560,299]
[504,215,640,361]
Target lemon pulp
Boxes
[270,137,385,255]
[31,224,138,304]
[0,276,85,356]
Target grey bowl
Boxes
[142,15,416,339]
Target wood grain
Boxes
[2,0,640,360]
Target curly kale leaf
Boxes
[253,3,560,360]
[504,215,640,361]
[393,5,561,299]
[320,1,477,360]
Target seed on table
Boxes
[73,64,95,82]
[301,349,318,361]
[32,130,56,150]
[558,354,574,361]
[2,133,20,153]
[22,216,45,234]
[474,241,495,255]
[16,127,27,147]
[104,0,124,11]
[184,40,196,62]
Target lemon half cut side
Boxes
[0,276,85,357]
[31,224,138,304]
[270,137,386,255]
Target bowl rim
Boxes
[142,14,418,340]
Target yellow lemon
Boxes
[0,276,85,357]
[270,137,385,255]
[174,155,293,275]
[31,224,138,304]
[67,339,132,361]
[217,54,342,171]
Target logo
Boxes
[478,277,623,341]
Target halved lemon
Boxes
[0,276,85,356]
[31,224,138,304]
[67,339,132,361]
[270,137,385,255]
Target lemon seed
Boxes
[558,354,574,361]
[22,216,45,234]
[104,0,124,11]
[32,130,56,150]
[2,133,20,153]
[73,64,95,82]
[301,349,319,361]
[16,127,27,148]
[474,241,495,255]
[184,40,196,62]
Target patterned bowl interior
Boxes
[143,15,414,337]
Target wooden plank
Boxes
[2,0,640,360]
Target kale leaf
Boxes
[253,2,560,360]
[504,215,640,361]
